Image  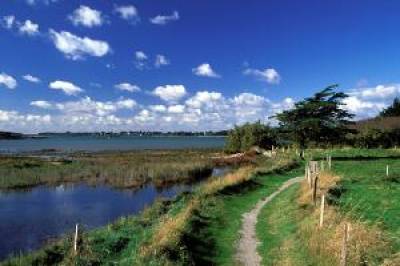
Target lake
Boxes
[0,135,226,153]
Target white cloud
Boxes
[149,105,167,112]
[243,68,281,84]
[116,99,136,109]
[18,20,39,36]
[26,0,58,5]
[135,51,147,60]
[114,5,139,22]
[0,73,17,89]
[30,100,52,109]
[69,5,104,28]
[0,89,301,132]
[49,80,83,96]
[115,83,140,92]
[134,51,148,70]
[342,96,385,119]
[185,91,223,109]
[49,29,110,60]
[192,63,220,78]
[2,15,15,29]
[152,85,187,103]
[150,11,179,25]
[351,84,400,99]
[168,105,185,114]
[155,54,170,68]
[340,84,400,119]
[23,74,41,83]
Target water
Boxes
[0,166,230,261]
[0,136,225,153]
[0,183,192,260]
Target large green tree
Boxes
[379,97,400,117]
[225,121,277,153]
[274,85,354,148]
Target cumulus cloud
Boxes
[155,54,170,68]
[2,16,40,36]
[134,50,148,69]
[1,15,15,29]
[243,68,281,84]
[30,100,52,109]
[168,105,185,114]
[0,109,51,133]
[69,5,104,28]
[135,51,147,60]
[150,11,179,25]
[18,20,39,35]
[114,5,139,23]
[192,63,221,78]
[49,80,83,96]
[149,105,167,112]
[0,73,17,89]
[31,97,136,115]
[341,84,400,119]
[1,88,300,132]
[114,83,140,92]
[152,85,187,103]
[49,29,110,60]
[23,74,41,83]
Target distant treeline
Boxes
[0,131,24,140]
[225,87,400,152]
[39,130,228,137]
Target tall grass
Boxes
[0,150,217,190]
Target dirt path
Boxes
[235,176,303,266]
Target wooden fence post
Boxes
[340,223,350,266]
[327,155,332,170]
[74,223,79,255]
[386,165,389,177]
[312,175,318,206]
[319,194,325,228]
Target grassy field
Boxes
[331,157,400,250]
[255,148,400,265]
[0,149,218,190]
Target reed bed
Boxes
[0,149,218,190]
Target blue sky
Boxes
[1,0,400,133]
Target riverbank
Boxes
[1,152,298,265]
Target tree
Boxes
[274,85,355,148]
[224,121,277,153]
[379,97,400,117]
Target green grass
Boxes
[257,184,310,266]
[185,163,303,265]
[331,158,400,250]
[308,147,400,160]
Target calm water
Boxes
[0,183,192,260]
[0,167,229,260]
[0,136,225,153]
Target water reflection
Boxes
[0,183,191,260]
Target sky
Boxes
[1,0,400,133]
